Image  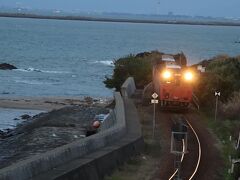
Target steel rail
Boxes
[185,119,201,180]
[169,139,185,180]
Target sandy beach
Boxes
[0,96,112,111]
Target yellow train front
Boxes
[153,55,194,108]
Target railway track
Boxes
[169,139,186,180]
[132,90,222,180]
[185,118,201,180]
[168,116,202,180]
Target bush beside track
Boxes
[195,55,240,179]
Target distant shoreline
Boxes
[1,12,240,27]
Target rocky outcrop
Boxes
[0,63,17,70]
[20,114,31,120]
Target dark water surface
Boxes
[0,17,240,97]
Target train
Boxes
[152,54,194,108]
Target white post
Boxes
[235,131,240,150]
[151,93,158,139]
[153,102,156,138]
[214,95,219,122]
[214,91,220,122]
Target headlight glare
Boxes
[184,71,193,81]
[162,70,171,79]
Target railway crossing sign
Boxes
[152,92,158,99]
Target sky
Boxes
[0,0,240,18]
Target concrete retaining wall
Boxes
[0,77,144,180]
[121,77,136,98]
[34,77,144,180]
[99,109,116,131]
[0,92,126,180]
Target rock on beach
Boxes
[0,63,17,70]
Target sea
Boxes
[0,108,43,130]
[1,17,240,98]
[0,17,240,130]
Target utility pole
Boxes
[214,91,220,122]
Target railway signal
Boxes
[151,92,158,138]
[214,91,220,122]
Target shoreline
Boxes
[0,96,112,131]
[0,96,112,111]
[0,97,110,168]
[1,12,240,27]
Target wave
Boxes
[15,67,70,74]
[14,79,53,85]
[15,68,41,73]
[41,70,70,74]
[93,61,114,66]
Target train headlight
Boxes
[162,70,171,79]
[184,71,193,81]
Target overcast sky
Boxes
[0,0,239,18]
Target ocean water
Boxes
[0,17,240,98]
[0,108,44,130]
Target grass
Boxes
[200,111,240,180]
[105,105,162,180]
[104,139,161,180]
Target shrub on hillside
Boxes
[104,54,153,91]
[104,51,186,91]
[195,55,240,105]
[219,91,240,120]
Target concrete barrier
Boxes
[99,109,116,131]
[34,85,144,180]
[0,77,144,180]
[0,92,126,180]
[121,77,136,97]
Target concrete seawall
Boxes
[0,77,144,180]
[35,96,143,180]
[121,77,136,98]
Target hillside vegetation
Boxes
[104,51,240,179]
[195,55,240,104]
[104,51,186,90]
[195,55,240,179]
